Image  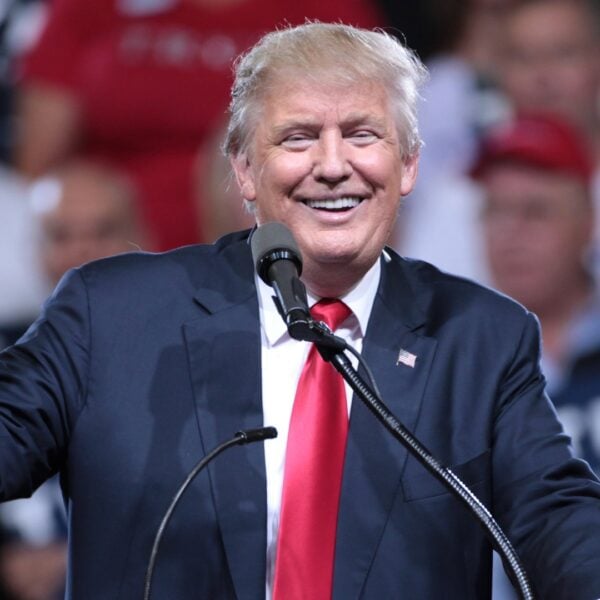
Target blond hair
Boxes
[223,22,428,159]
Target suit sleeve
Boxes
[492,312,600,599]
[0,269,90,500]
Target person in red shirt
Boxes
[15,0,382,251]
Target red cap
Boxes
[471,112,594,184]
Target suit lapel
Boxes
[182,237,439,600]
[334,252,438,599]
[183,236,267,600]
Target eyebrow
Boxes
[271,112,388,137]
[343,112,388,130]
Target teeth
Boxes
[304,197,362,210]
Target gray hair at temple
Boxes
[223,22,428,160]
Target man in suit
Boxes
[1,22,600,599]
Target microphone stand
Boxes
[310,326,536,600]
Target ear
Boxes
[399,153,419,196]
[230,153,257,203]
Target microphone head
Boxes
[251,222,303,284]
[235,426,278,444]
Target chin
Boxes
[306,244,362,266]
[303,232,361,257]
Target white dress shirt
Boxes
[258,258,381,599]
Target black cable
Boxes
[143,427,277,600]
[342,341,384,403]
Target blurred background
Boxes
[0,1,598,598]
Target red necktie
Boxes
[273,298,352,600]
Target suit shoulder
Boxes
[75,230,251,292]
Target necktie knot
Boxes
[310,298,351,332]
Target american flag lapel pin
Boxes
[397,348,417,368]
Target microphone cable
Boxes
[143,427,277,600]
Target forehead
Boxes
[256,78,393,127]
[482,163,588,202]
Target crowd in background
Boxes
[0,0,598,598]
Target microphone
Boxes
[251,222,312,341]
[143,426,277,600]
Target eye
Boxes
[280,133,315,150]
[347,130,379,145]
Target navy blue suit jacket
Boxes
[1,230,600,598]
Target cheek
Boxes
[485,231,513,265]
[562,69,598,101]
[503,64,532,90]
[358,152,399,186]
[485,224,538,258]
[258,153,312,192]
[44,249,68,281]
[560,229,590,261]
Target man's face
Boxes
[482,163,592,311]
[500,2,600,129]
[40,176,139,285]
[232,78,418,294]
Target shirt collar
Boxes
[257,258,382,347]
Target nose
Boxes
[312,131,352,183]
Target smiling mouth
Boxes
[302,196,364,211]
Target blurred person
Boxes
[0,165,46,348]
[0,160,148,347]
[473,111,600,599]
[498,0,600,270]
[1,159,143,347]
[475,112,600,471]
[377,0,517,72]
[393,0,516,282]
[13,0,383,251]
[0,159,146,600]
[30,159,146,287]
[0,22,599,599]
[194,125,255,243]
[0,0,48,162]
[0,478,66,600]
[391,0,517,187]
[499,0,599,152]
